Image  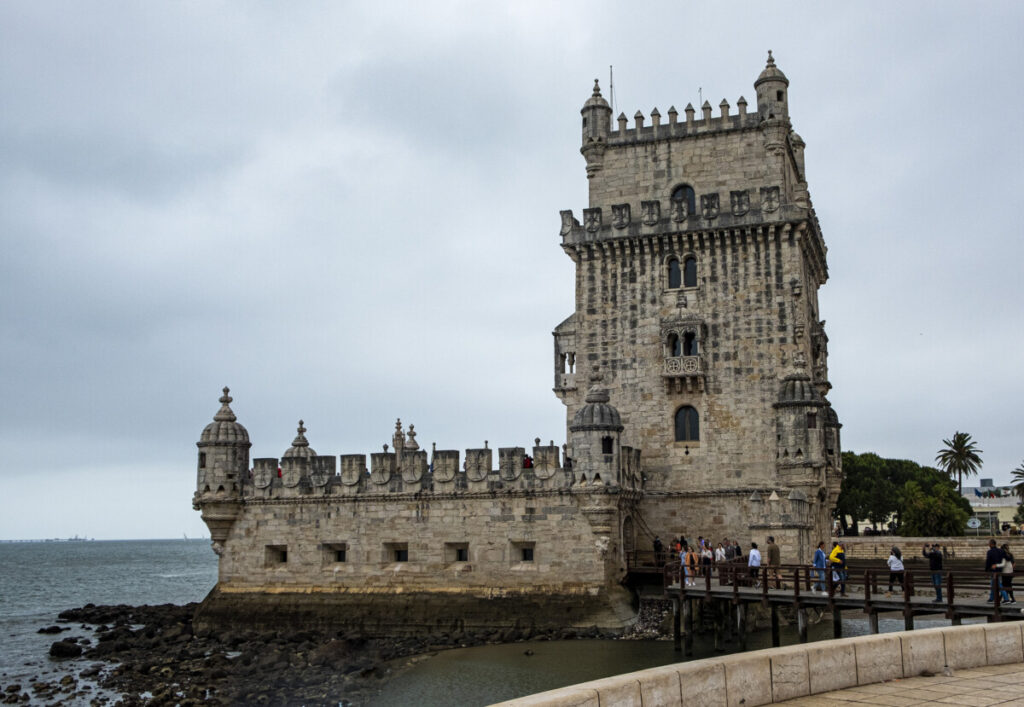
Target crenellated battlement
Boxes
[245,438,643,498]
[607,96,760,146]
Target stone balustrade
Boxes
[493,622,1024,706]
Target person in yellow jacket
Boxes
[828,541,848,596]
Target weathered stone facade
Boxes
[193,54,841,635]
[555,52,841,564]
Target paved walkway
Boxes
[782,662,1024,706]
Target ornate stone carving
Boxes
[700,193,720,220]
[611,203,630,229]
[583,207,602,233]
[761,185,780,212]
[641,200,660,226]
[670,198,688,222]
[559,210,577,236]
[730,190,750,216]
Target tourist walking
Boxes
[1000,543,1016,604]
[985,538,1009,602]
[748,542,762,587]
[766,536,781,589]
[923,543,944,602]
[812,541,827,593]
[886,546,905,595]
[715,542,726,563]
[653,535,664,567]
[828,541,847,596]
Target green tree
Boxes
[1013,504,1024,527]
[1011,461,1024,502]
[836,452,972,535]
[934,431,983,494]
[898,480,970,537]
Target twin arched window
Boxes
[667,332,698,357]
[667,256,697,289]
[675,406,700,442]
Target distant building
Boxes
[963,479,1018,532]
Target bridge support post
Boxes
[714,601,723,652]
[904,610,914,631]
[797,607,808,643]
[868,612,879,634]
[952,615,962,626]
[673,598,681,652]
[770,605,780,647]
[832,607,842,638]
[736,603,747,651]
[684,599,694,657]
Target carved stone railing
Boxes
[663,356,703,377]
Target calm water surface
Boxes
[0,540,974,706]
[0,539,217,686]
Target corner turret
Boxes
[569,385,624,486]
[195,387,251,555]
[755,50,789,121]
[580,79,612,179]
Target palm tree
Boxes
[1011,461,1024,502]
[935,431,983,495]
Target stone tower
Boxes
[554,53,841,561]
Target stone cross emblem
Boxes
[611,203,630,229]
[730,190,750,217]
[700,193,720,220]
[670,198,688,222]
[641,200,660,226]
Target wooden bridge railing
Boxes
[658,560,1018,616]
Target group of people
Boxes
[652,534,1017,604]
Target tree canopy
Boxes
[935,431,983,494]
[836,451,973,536]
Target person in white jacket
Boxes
[886,547,905,594]
[748,542,762,586]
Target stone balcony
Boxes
[662,356,705,393]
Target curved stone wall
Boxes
[494,621,1024,706]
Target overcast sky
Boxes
[2,2,1022,540]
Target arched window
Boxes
[671,184,696,215]
[682,332,698,356]
[601,436,613,454]
[667,257,681,288]
[668,333,681,357]
[683,256,697,288]
[675,406,699,442]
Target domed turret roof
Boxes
[582,79,611,111]
[777,374,826,407]
[283,420,316,459]
[199,387,250,445]
[755,50,789,87]
[570,387,624,431]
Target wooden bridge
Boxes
[624,552,1022,655]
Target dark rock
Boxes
[37,626,67,635]
[49,641,82,659]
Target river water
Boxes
[0,540,975,706]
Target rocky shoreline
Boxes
[1,603,634,706]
